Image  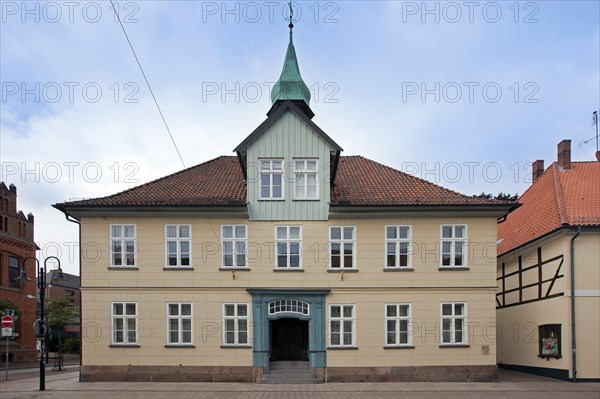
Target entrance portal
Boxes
[270,318,308,361]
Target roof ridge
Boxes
[550,163,568,225]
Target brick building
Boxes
[0,183,38,362]
[45,270,81,339]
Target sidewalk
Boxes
[1,368,599,399]
[1,354,80,381]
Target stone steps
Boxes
[257,361,323,384]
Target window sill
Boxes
[273,268,304,272]
[327,346,358,350]
[258,199,285,202]
[439,344,470,348]
[163,267,194,271]
[2,286,24,292]
[438,267,470,271]
[219,268,251,271]
[384,345,415,349]
[383,267,414,272]
[109,344,140,348]
[538,355,562,359]
[164,345,195,348]
[220,345,252,349]
[107,267,139,271]
[327,269,358,273]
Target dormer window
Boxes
[259,160,284,200]
[294,159,318,200]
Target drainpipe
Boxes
[570,226,581,382]
[63,212,82,380]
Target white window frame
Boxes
[222,303,250,346]
[329,226,356,269]
[259,159,284,200]
[329,304,356,347]
[440,224,468,268]
[221,225,248,268]
[111,302,138,345]
[268,299,310,316]
[110,224,136,267]
[384,225,412,269]
[166,302,193,346]
[275,226,302,269]
[293,159,319,200]
[165,225,192,268]
[384,303,412,347]
[440,302,467,345]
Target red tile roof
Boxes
[55,155,509,209]
[497,161,600,255]
[332,156,503,206]
[58,156,247,207]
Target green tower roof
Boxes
[271,23,311,106]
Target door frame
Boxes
[247,289,329,370]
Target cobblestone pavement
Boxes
[1,368,599,399]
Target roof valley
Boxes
[551,163,569,225]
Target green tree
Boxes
[46,294,79,362]
[474,192,519,201]
[0,299,22,317]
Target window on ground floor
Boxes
[111,302,138,345]
[385,303,412,346]
[539,324,561,359]
[167,303,193,345]
[329,304,355,347]
[222,303,249,346]
[440,302,466,345]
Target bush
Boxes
[63,338,80,354]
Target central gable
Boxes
[234,101,342,221]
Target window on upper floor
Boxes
[221,225,247,268]
[385,303,412,347]
[441,302,466,345]
[441,225,467,268]
[9,256,20,288]
[111,302,138,345]
[110,224,136,267]
[165,225,191,268]
[222,303,249,346]
[259,160,284,200]
[275,226,301,269]
[294,159,318,200]
[329,226,355,269]
[385,225,412,269]
[329,304,355,347]
[167,303,193,346]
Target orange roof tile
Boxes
[497,161,600,255]
[55,155,510,210]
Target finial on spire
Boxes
[288,1,294,43]
[270,0,311,111]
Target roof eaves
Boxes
[329,203,517,218]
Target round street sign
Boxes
[1,315,14,328]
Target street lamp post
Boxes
[18,256,63,391]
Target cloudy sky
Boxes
[1,0,599,275]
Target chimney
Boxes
[557,139,571,170]
[532,160,544,183]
